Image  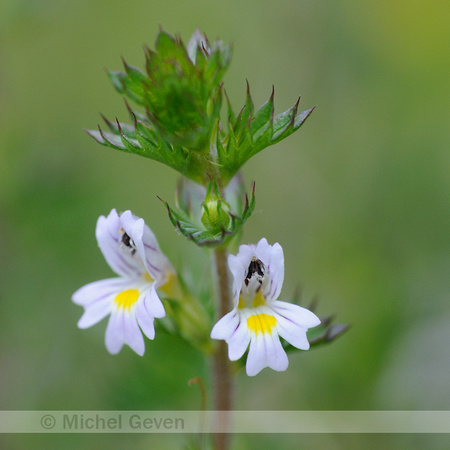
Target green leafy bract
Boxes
[159,182,255,247]
[217,83,315,183]
[87,29,314,187]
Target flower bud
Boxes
[201,181,231,232]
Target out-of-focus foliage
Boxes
[1,0,448,448]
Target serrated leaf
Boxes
[107,65,148,106]
[100,30,233,156]
[88,127,126,149]
[155,30,182,58]
[224,90,236,126]
[235,181,255,223]
[204,41,232,86]
[107,71,126,94]
[117,121,141,151]
[233,81,254,136]
[271,99,298,135]
[252,119,273,154]
[100,114,135,138]
[217,86,314,183]
[250,87,274,138]
[271,104,315,145]
[89,29,315,185]
[86,121,208,184]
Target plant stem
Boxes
[212,246,233,450]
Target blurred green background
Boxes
[1,0,449,448]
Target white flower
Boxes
[211,238,320,376]
[72,209,174,356]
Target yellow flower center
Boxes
[238,291,266,309]
[114,289,140,311]
[252,291,265,307]
[144,272,154,282]
[247,313,276,335]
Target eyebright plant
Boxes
[74,28,347,447]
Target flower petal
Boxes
[147,286,166,318]
[246,330,288,376]
[135,287,165,340]
[105,311,125,355]
[255,239,284,301]
[246,334,264,376]
[96,209,145,278]
[211,310,239,340]
[272,300,321,328]
[77,299,112,329]
[105,308,145,356]
[72,278,129,306]
[135,305,155,340]
[264,331,289,372]
[226,319,250,361]
[276,317,310,350]
[228,246,253,304]
[122,309,145,356]
[211,309,250,361]
[272,300,320,350]
[130,216,173,286]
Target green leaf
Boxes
[140,30,231,152]
[250,86,274,139]
[86,116,209,184]
[271,101,315,145]
[99,29,233,160]
[107,61,149,106]
[205,40,233,86]
[224,90,236,126]
[100,114,136,138]
[88,29,315,185]
[217,84,315,183]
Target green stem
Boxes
[212,246,233,450]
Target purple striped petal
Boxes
[96,209,145,278]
